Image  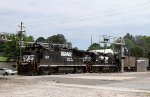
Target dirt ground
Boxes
[0,72,150,97]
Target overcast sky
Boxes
[0,0,150,50]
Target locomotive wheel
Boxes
[93,67,99,73]
[72,68,77,74]
[83,67,87,73]
[48,68,53,75]
[75,67,84,73]
[29,70,38,76]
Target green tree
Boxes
[73,47,78,50]
[36,37,45,43]
[135,36,150,57]
[124,33,134,42]
[26,35,34,42]
[2,33,35,61]
[123,34,134,55]
[3,35,20,61]
[88,43,101,51]
[0,42,5,52]
[131,45,144,57]
[47,34,67,44]
[123,33,135,49]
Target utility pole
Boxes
[91,36,93,45]
[18,22,26,40]
[18,22,26,61]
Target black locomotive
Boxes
[17,43,120,75]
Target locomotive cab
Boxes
[17,43,43,75]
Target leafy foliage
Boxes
[36,37,45,43]
[123,33,150,58]
[2,32,150,62]
[88,43,101,51]
[26,35,34,42]
[2,33,73,61]
[0,42,4,52]
[47,34,67,44]
[73,47,79,50]
[2,35,20,61]
[131,45,144,57]
[1,32,34,61]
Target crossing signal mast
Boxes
[99,35,125,73]
[114,37,125,73]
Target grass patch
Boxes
[0,56,8,62]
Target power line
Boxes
[25,1,150,28]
